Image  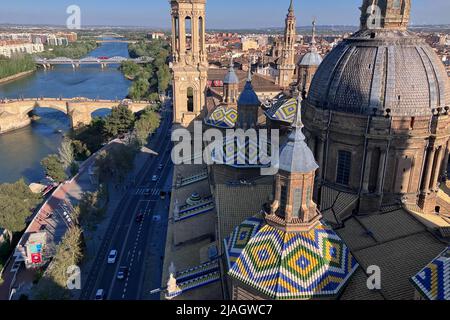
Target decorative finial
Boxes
[165,273,181,300]
[289,97,305,142]
[247,65,252,82]
[289,0,294,12]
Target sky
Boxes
[0,0,449,29]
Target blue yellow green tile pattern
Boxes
[265,98,298,124]
[225,216,359,299]
[411,247,450,300]
[211,136,271,168]
[205,106,238,128]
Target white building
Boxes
[0,42,44,58]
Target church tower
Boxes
[277,0,297,89]
[267,98,321,232]
[360,0,411,31]
[237,70,261,130]
[223,58,239,106]
[170,0,208,127]
[297,19,322,98]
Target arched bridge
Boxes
[0,98,151,134]
[34,56,153,69]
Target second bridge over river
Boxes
[0,98,151,134]
[34,56,153,69]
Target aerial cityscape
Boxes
[0,0,449,307]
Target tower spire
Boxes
[289,0,294,12]
[310,18,318,52]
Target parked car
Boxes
[95,289,104,300]
[135,213,144,223]
[117,267,129,280]
[107,250,118,264]
[158,164,164,170]
[152,175,158,182]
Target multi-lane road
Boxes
[80,102,173,300]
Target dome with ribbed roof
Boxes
[307,11,450,117]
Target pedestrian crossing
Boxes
[135,188,160,196]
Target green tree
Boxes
[135,108,161,146]
[157,64,170,93]
[41,154,67,182]
[32,226,84,300]
[58,138,74,170]
[71,118,106,154]
[95,144,137,183]
[103,105,135,139]
[0,179,42,240]
[71,140,91,161]
[0,54,36,80]
[128,77,150,101]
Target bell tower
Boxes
[360,0,411,31]
[170,0,208,127]
[267,98,321,232]
[277,0,297,89]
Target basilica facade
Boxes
[163,0,450,301]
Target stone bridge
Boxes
[0,98,150,134]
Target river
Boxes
[0,40,131,183]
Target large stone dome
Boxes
[307,29,450,117]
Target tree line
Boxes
[121,39,171,101]
[37,41,98,60]
[0,54,36,80]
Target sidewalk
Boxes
[0,139,156,300]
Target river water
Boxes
[0,40,131,183]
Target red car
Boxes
[98,56,109,60]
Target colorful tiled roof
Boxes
[411,247,450,300]
[166,261,221,299]
[204,106,238,128]
[211,136,271,169]
[225,216,359,299]
[265,98,298,124]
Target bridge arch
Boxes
[0,98,151,134]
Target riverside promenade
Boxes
[0,137,142,300]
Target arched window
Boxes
[198,17,204,51]
[174,16,179,51]
[187,87,194,112]
[185,17,192,51]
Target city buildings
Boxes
[164,0,450,301]
[0,40,44,58]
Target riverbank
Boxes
[0,70,35,85]
[0,114,32,135]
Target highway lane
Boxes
[108,140,173,300]
[80,102,173,300]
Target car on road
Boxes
[135,213,144,223]
[107,250,118,264]
[117,266,129,280]
[95,289,104,300]
[152,175,158,182]
[158,164,164,170]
